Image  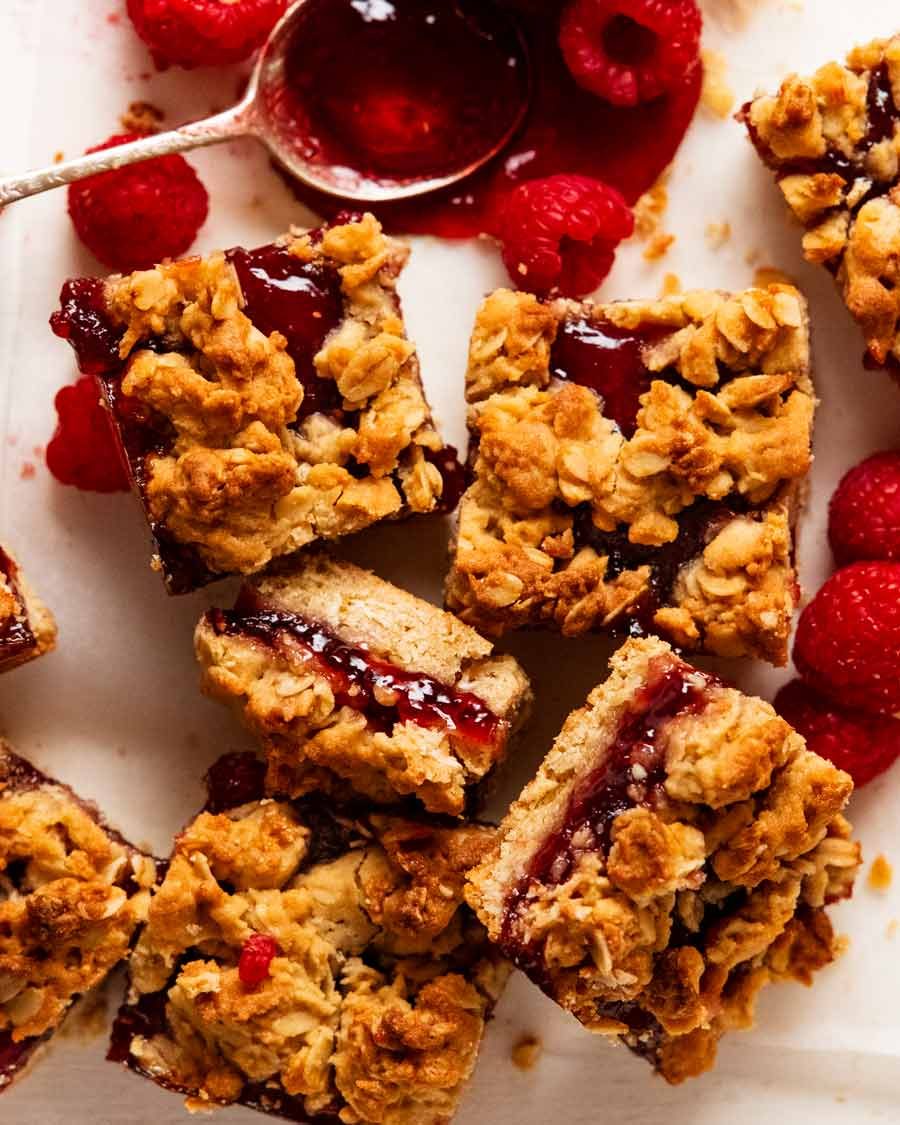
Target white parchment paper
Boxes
[0,1,899,1121]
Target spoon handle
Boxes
[0,102,254,207]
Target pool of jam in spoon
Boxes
[284,0,702,236]
[207,600,503,749]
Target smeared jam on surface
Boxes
[267,0,529,189]
[0,549,37,665]
[228,246,344,419]
[208,603,502,747]
[287,1,701,236]
[499,658,716,969]
[550,317,668,437]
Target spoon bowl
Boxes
[0,0,531,208]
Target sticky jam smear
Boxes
[0,549,37,666]
[500,658,716,971]
[207,603,503,749]
[285,1,702,237]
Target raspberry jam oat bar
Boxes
[0,746,156,1091]
[51,213,457,593]
[195,553,531,816]
[742,36,900,368]
[0,547,56,674]
[466,637,860,1083]
[109,753,508,1122]
[446,286,813,664]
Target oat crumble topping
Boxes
[743,35,900,367]
[466,637,860,1083]
[80,214,449,590]
[0,747,155,1087]
[446,286,813,664]
[118,784,507,1123]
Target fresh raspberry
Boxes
[774,679,900,787]
[559,0,702,107]
[127,0,287,69]
[238,934,279,987]
[68,134,208,272]
[46,377,130,493]
[793,562,900,716]
[828,451,900,566]
[497,174,634,297]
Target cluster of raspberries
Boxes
[69,0,702,298]
[775,452,900,786]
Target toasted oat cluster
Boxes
[0,547,56,674]
[51,214,457,593]
[445,286,814,664]
[195,553,531,816]
[466,637,860,1084]
[0,745,156,1092]
[111,753,508,1123]
[743,35,900,367]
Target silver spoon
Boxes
[0,0,530,209]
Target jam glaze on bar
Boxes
[195,554,531,817]
[51,214,459,594]
[742,36,900,368]
[0,745,156,1093]
[466,637,861,1084]
[446,285,813,664]
[109,752,508,1124]
[0,548,56,674]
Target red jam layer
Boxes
[0,1031,37,1092]
[227,246,344,419]
[500,659,716,968]
[208,604,503,748]
[266,0,529,191]
[0,549,37,665]
[550,317,668,437]
[288,2,702,237]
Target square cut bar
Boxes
[0,745,156,1092]
[0,546,56,674]
[50,213,461,593]
[466,637,860,1084]
[110,752,509,1123]
[195,553,532,816]
[742,35,900,368]
[445,286,813,664]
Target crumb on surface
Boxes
[53,151,64,164]
[701,49,735,117]
[705,221,732,250]
[643,232,676,261]
[511,1034,542,1071]
[633,172,671,240]
[659,272,682,297]
[868,854,893,892]
[120,100,165,134]
[887,919,898,939]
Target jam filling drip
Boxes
[550,317,667,438]
[208,605,503,747]
[0,549,36,660]
[742,62,900,202]
[228,246,344,420]
[572,498,742,631]
[50,278,124,376]
[500,659,716,972]
[0,1029,39,1089]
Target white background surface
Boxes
[1,0,900,1121]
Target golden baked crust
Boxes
[0,546,57,673]
[120,778,508,1124]
[446,287,813,664]
[466,637,860,1084]
[96,214,448,590]
[0,745,155,1088]
[743,35,900,366]
[195,554,532,816]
